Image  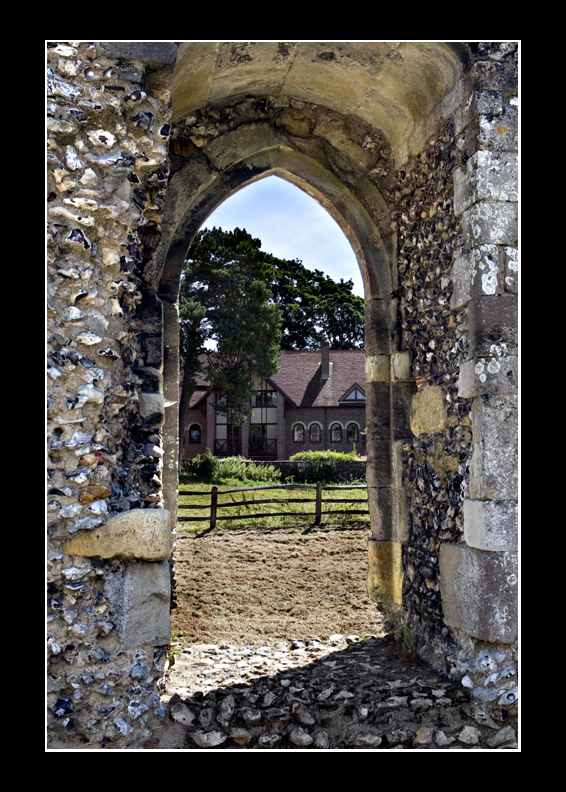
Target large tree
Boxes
[178,227,283,464]
[266,258,365,350]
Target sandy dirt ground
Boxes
[170,522,384,645]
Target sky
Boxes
[200,175,364,298]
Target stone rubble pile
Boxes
[155,635,518,750]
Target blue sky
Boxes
[200,175,364,298]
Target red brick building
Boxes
[183,341,366,461]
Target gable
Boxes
[338,383,366,404]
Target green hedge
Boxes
[181,451,281,483]
[289,449,361,462]
[287,449,362,483]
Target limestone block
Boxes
[366,440,391,488]
[468,295,518,357]
[369,485,409,544]
[392,488,410,544]
[478,106,518,153]
[458,356,518,399]
[65,508,172,561]
[365,355,389,382]
[439,543,517,642]
[138,393,165,426]
[504,246,518,294]
[472,43,518,62]
[463,499,518,551]
[391,351,411,381]
[410,386,447,436]
[462,201,518,249]
[99,42,178,64]
[470,61,518,93]
[364,299,390,356]
[391,381,415,439]
[203,123,282,171]
[469,394,518,500]
[367,487,392,538]
[455,88,503,135]
[450,245,503,310]
[391,440,404,489]
[367,539,403,607]
[454,151,518,215]
[104,560,171,648]
[365,381,390,440]
[212,42,295,101]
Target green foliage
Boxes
[267,253,364,350]
[167,631,182,668]
[215,456,281,484]
[289,449,362,483]
[183,448,219,479]
[181,453,281,484]
[289,449,361,462]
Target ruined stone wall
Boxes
[46,42,518,747]
[389,42,518,712]
[47,42,177,748]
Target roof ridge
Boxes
[280,348,365,353]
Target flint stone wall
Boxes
[386,43,518,705]
[47,41,177,749]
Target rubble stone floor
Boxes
[145,525,518,750]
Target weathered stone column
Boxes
[439,45,518,706]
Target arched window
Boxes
[309,423,321,443]
[347,423,358,443]
[331,423,342,443]
[293,423,304,442]
[189,424,201,444]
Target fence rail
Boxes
[178,482,369,529]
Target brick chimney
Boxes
[321,337,330,380]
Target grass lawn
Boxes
[177,477,370,533]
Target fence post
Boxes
[210,486,218,529]
[315,481,322,524]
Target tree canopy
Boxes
[267,257,365,350]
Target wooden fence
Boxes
[178,483,369,529]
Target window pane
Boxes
[189,425,201,443]
[310,424,320,442]
[331,424,342,442]
[294,424,304,442]
[347,424,358,442]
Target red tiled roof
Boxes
[269,349,366,408]
[184,349,366,409]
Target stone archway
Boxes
[47,42,518,749]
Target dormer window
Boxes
[339,384,366,404]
